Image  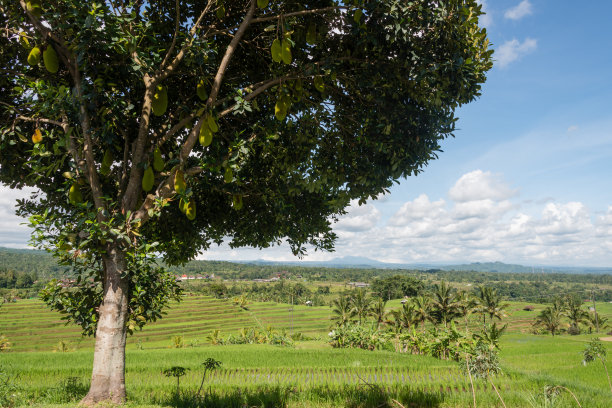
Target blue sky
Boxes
[2,1,611,266]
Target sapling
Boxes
[163,366,188,397]
[582,338,612,393]
[196,358,222,397]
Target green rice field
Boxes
[1,296,612,407]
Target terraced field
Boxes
[0,295,335,351]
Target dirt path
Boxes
[600,336,612,342]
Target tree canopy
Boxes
[0,0,492,404]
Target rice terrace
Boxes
[2,0,612,407]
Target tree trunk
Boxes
[81,246,129,405]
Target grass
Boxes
[2,296,612,406]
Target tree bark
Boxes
[81,246,129,405]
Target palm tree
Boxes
[412,295,432,331]
[388,302,417,333]
[331,295,353,327]
[534,305,563,336]
[350,289,372,325]
[431,281,462,327]
[456,290,479,332]
[476,286,509,328]
[563,296,589,334]
[369,298,387,328]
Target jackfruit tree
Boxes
[0,0,492,404]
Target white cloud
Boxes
[333,200,381,232]
[567,125,579,133]
[448,170,517,202]
[476,0,493,28]
[0,185,37,248]
[505,1,533,20]
[496,38,537,68]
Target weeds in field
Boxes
[196,358,222,397]
[582,338,612,393]
[163,366,189,396]
[172,335,184,348]
[52,339,72,352]
[0,364,19,408]
[0,334,10,351]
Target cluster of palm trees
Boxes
[534,295,608,336]
[331,282,509,332]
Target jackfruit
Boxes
[31,128,42,144]
[271,39,282,63]
[100,149,112,176]
[185,199,196,220]
[68,183,83,205]
[257,0,268,9]
[26,0,42,18]
[224,167,233,183]
[281,39,292,65]
[207,114,218,133]
[153,148,165,172]
[232,195,243,210]
[178,198,187,214]
[151,84,168,116]
[43,46,59,73]
[142,166,154,192]
[27,47,41,66]
[275,96,287,121]
[199,122,213,146]
[174,170,186,194]
[353,9,363,24]
[19,32,29,47]
[197,80,208,101]
[306,24,317,45]
[216,5,225,20]
[314,75,325,92]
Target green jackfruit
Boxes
[281,39,292,65]
[151,84,168,116]
[207,114,218,133]
[224,167,233,183]
[43,46,59,73]
[257,0,268,9]
[275,96,287,121]
[197,80,208,101]
[185,199,196,220]
[199,122,213,146]
[27,47,41,66]
[271,39,282,63]
[142,166,154,192]
[153,148,165,172]
[174,170,186,194]
[314,75,325,92]
[306,24,317,45]
[216,5,225,20]
[26,0,42,18]
[353,9,363,24]
[68,183,82,205]
[232,195,243,210]
[100,149,112,176]
[19,32,29,48]
[178,198,187,214]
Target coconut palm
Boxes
[456,290,479,332]
[412,295,432,331]
[563,296,589,334]
[431,281,462,327]
[534,304,563,336]
[476,286,509,328]
[350,289,373,325]
[369,298,387,328]
[331,295,353,327]
[388,302,417,333]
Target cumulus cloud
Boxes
[448,170,517,202]
[0,186,37,248]
[504,1,533,20]
[333,200,381,232]
[496,38,537,68]
[476,0,493,28]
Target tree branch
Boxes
[160,0,181,69]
